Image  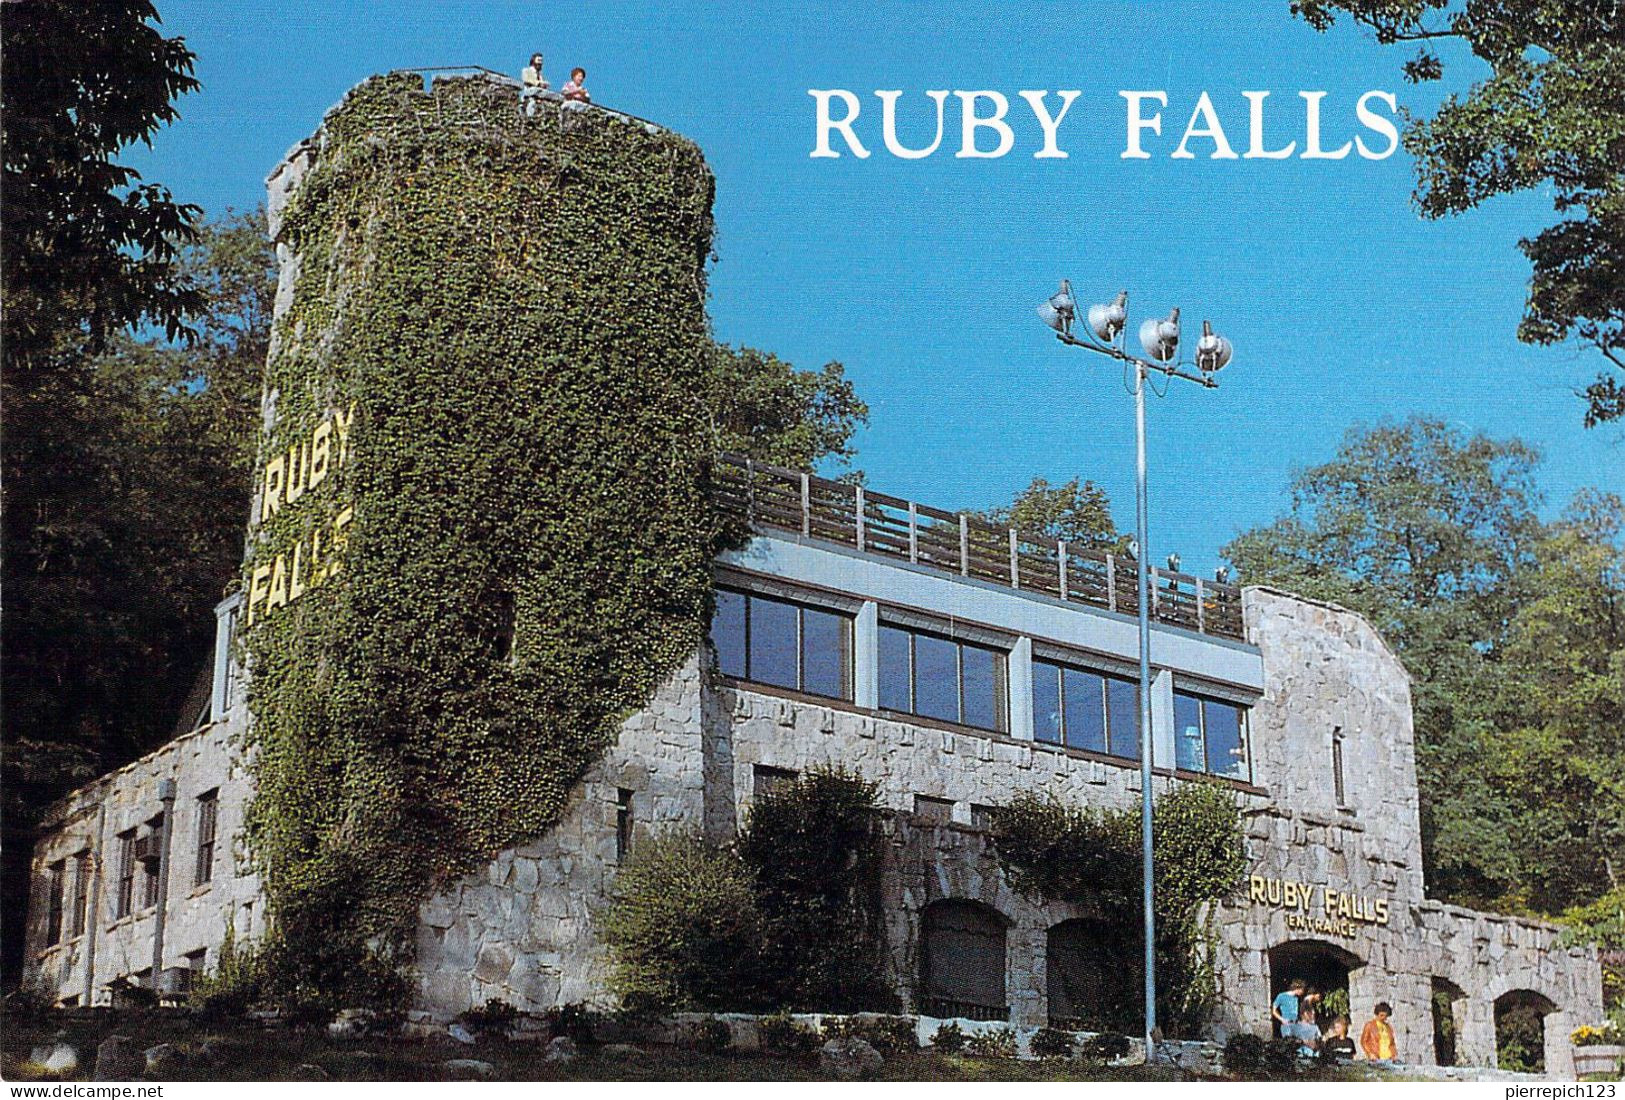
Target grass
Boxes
[1,1008,1196,1082]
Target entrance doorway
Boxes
[1495,989,1556,1073]
[1431,977,1465,1066]
[1046,918,1140,1033]
[1267,939,1364,1036]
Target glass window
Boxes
[708,589,853,702]
[1204,699,1247,780]
[878,625,912,712]
[1105,678,1141,759]
[878,623,1008,732]
[116,830,136,919]
[712,589,747,678]
[961,645,1006,731]
[1172,689,1250,780]
[1032,663,1063,745]
[46,862,65,946]
[195,790,219,887]
[750,596,799,690]
[1063,668,1109,754]
[802,606,851,700]
[913,633,960,723]
[1174,692,1205,772]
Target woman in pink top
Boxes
[562,67,590,103]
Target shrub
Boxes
[107,977,158,1009]
[759,1011,820,1058]
[1029,1027,1076,1059]
[964,1027,1018,1059]
[1078,1032,1132,1063]
[930,1021,965,1053]
[599,832,765,1011]
[543,1002,597,1044]
[821,1015,918,1055]
[1261,1037,1302,1076]
[459,998,519,1036]
[1222,1033,1266,1075]
[693,1017,732,1054]
[738,768,895,1012]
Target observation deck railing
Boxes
[715,453,1246,642]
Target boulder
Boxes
[29,1042,79,1076]
[143,1043,186,1077]
[543,1035,578,1063]
[601,1043,645,1059]
[292,1063,329,1080]
[329,1008,378,1040]
[447,1023,478,1045]
[93,1035,145,1082]
[441,1058,496,1079]
[819,1037,884,1081]
[195,1039,228,1067]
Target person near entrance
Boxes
[1322,1016,1357,1063]
[1286,1001,1323,1056]
[1362,1002,1397,1060]
[1272,977,1306,1034]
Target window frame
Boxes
[71,851,90,938]
[615,788,634,863]
[711,587,854,702]
[1171,688,1251,782]
[115,830,137,920]
[877,621,1009,734]
[194,790,219,888]
[45,860,65,946]
[1031,657,1141,759]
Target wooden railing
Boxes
[715,453,1247,642]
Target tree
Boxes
[977,476,1126,553]
[2,0,201,369]
[0,210,274,985]
[704,344,868,474]
[1223,417,1624,918]
[1291,0,1625,426]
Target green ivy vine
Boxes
[239,72,725,1008]
[989,782,1247,1037]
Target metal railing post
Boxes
[800,473,811,537]
[1058,540,1069,601]
[908,502,919,563]
[1107,554,1117,613]
[1009,528,1020,589]
[959,516,970,576]
[1196,578,1206,635]
[855,486,866,552]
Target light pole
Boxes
[1036,282,1232,1057]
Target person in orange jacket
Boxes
[1361,1001,1397,1060]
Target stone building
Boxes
[21,74,1604,1077]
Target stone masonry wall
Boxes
[22,713,262,1004]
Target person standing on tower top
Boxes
[562,67,590,103]
[520,52,549,115]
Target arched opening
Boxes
[1046,917,1140,1032]
[1431,977,1466,1067]
[1495,989,1557,1073]
[919,899,1008,1021]
[1267,939,1364,1037]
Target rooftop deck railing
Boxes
[715,453,1247,642]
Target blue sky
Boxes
[129,0,1622,575]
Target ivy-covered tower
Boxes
[244,72,721,999]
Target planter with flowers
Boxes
[1571,1023,1623,1078]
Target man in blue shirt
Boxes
[1272,978,1306,1035]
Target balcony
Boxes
[714,454,1246,642]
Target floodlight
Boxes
[1087,291,1129,342]
[1138,307,1180,362]
[1195,320,1233,373]
[1037,279,1076,335]
[1166,553,1181,573]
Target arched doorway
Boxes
[919,900,1008,1021]
[1046,918,1140,1033]
[1495,989,1557,1073]
[1431,977,1465,1067]
[1267,939,1364,1036]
